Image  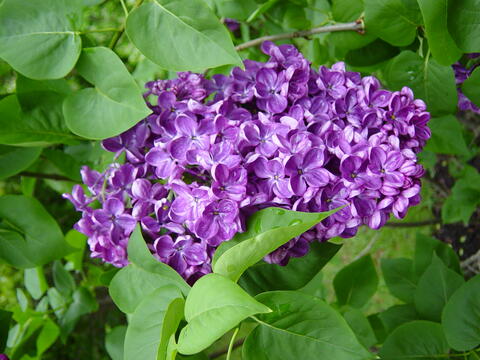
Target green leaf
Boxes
[242,291,372,360]
[124,286,183,360]
[64,230,87,271]
[414,234,461,277]
[442,274,480,351]
[447,0,480,52]
[0,0,82,79]
[367,313,387,344]
[381,258,416,303]
[60,287,98,337]
[0,309,12,352]
[36,319,59,355]
[212,0,257,20]
[333,255,378,308]
[385,51,458,116]
[47,288,67,319]
[177,273,271,355]
[158,297,185,360]
[63,47,150,140]
[343,307,377,349]
[378,307,421,339]
[379,321,449,359]
[0,195,73,268]
[462,67,480,108]
[0,146,42,180]
[125,0,242,72]
[364,0,420,46]
[424,115,471,157]
[0,95,78,146]
[282,4,311,30]
[43,149,82,181]
[16,288,29,312]
[105,326,127,360]
[442,176,480,225]
[345,39,399,67]
[52,261,75,297]
[239,241,341,295]
[24,267,48,300]
[414,255,464,321]
[213,207,338,282]
[416,0,462,65]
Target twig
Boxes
[109,0,144,49]
[384,219,440,228]
[235,21,364,51]
[209,338,245,359]
[461,249,480,274]
[18,172,74,182]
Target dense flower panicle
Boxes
[453,55,480,113]
[66,41,430,284]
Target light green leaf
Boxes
[381,258,416,303]
[379,321,449,359]
[425,115,471,157]
[442,274,480,351]
[36,319,60,355]
[414,255,464,321]
[385,51,458,116]
[24,267,48,300]
[106,326,127,360]
[364,0,420,46]
[343,307,377,349]
[64,230,87,271]
[177,273,271,355]
[158,297,185,360]
[447,0,480,52]
[0,195,73,268]
[63,47,150,140]
[243,291,372,360]
[124,286,183,360]
[0,146,42,180]
[462,67,480,108]
[239,241,341,295]
[125,0,242,71]
[213,0,257,20]
[0,0,82,79]
[213,207,338,282]
[416,0,462,65]
[333,255,379,308]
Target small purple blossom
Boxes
[66,41,430,282]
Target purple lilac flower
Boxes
[66,41,430,282]
[453,56,480,113]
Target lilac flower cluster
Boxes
[66,42,429,283]
[453,54,480,113]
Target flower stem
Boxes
[235,21,364,51]
[226,327,239,360]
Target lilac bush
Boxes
[65,42,430,283]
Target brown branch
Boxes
[384,219,440,228]
[19,171,75,182]
[209,338,245,359]
[235,21,364,51]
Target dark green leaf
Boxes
[333,255,378,308]
[36,319,60,355]
[345,39,399,67]
[379,321,449,359]
[43,149,82,181]
[0,146,42,180]
[177,273,271,355]
[239,241,341,295]
[243,291,372,360]
[0,195,73,268]
[364,0,420,46]
[24,267,48,300]
[60,287,98,337]
[442,274,480,351]
[414,234,461,277]
[212,0,257,21]
[0,0,82,79]
[385,51,458,116]
[213,208,338,282]
[416,0,461,65]
[126,0,242,72]
[367,313,387,344]
[52,261,75,296]
[105,326,127,360]
[462,67,480,107]
[343,307,377,349]
[414,255,464,321]
[282,4,311,30]
[381,258,416,303]
[64,47,150,140]
[0,309,12,352]
[447,0,480,52]
[124,286,183,360]
[378,304,418,333]
[425,115,471,157]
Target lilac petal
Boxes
[170,137,190,160]
[105,198,124,216]
[183,243,207,265]
[304,168,330,187]
[267,94,288,113]
[175,115,197,136]
[132,179,151,200]
[195,216,219,240]
[154,235,175,259]
[116,214,136,232]
[289,175,307,196]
